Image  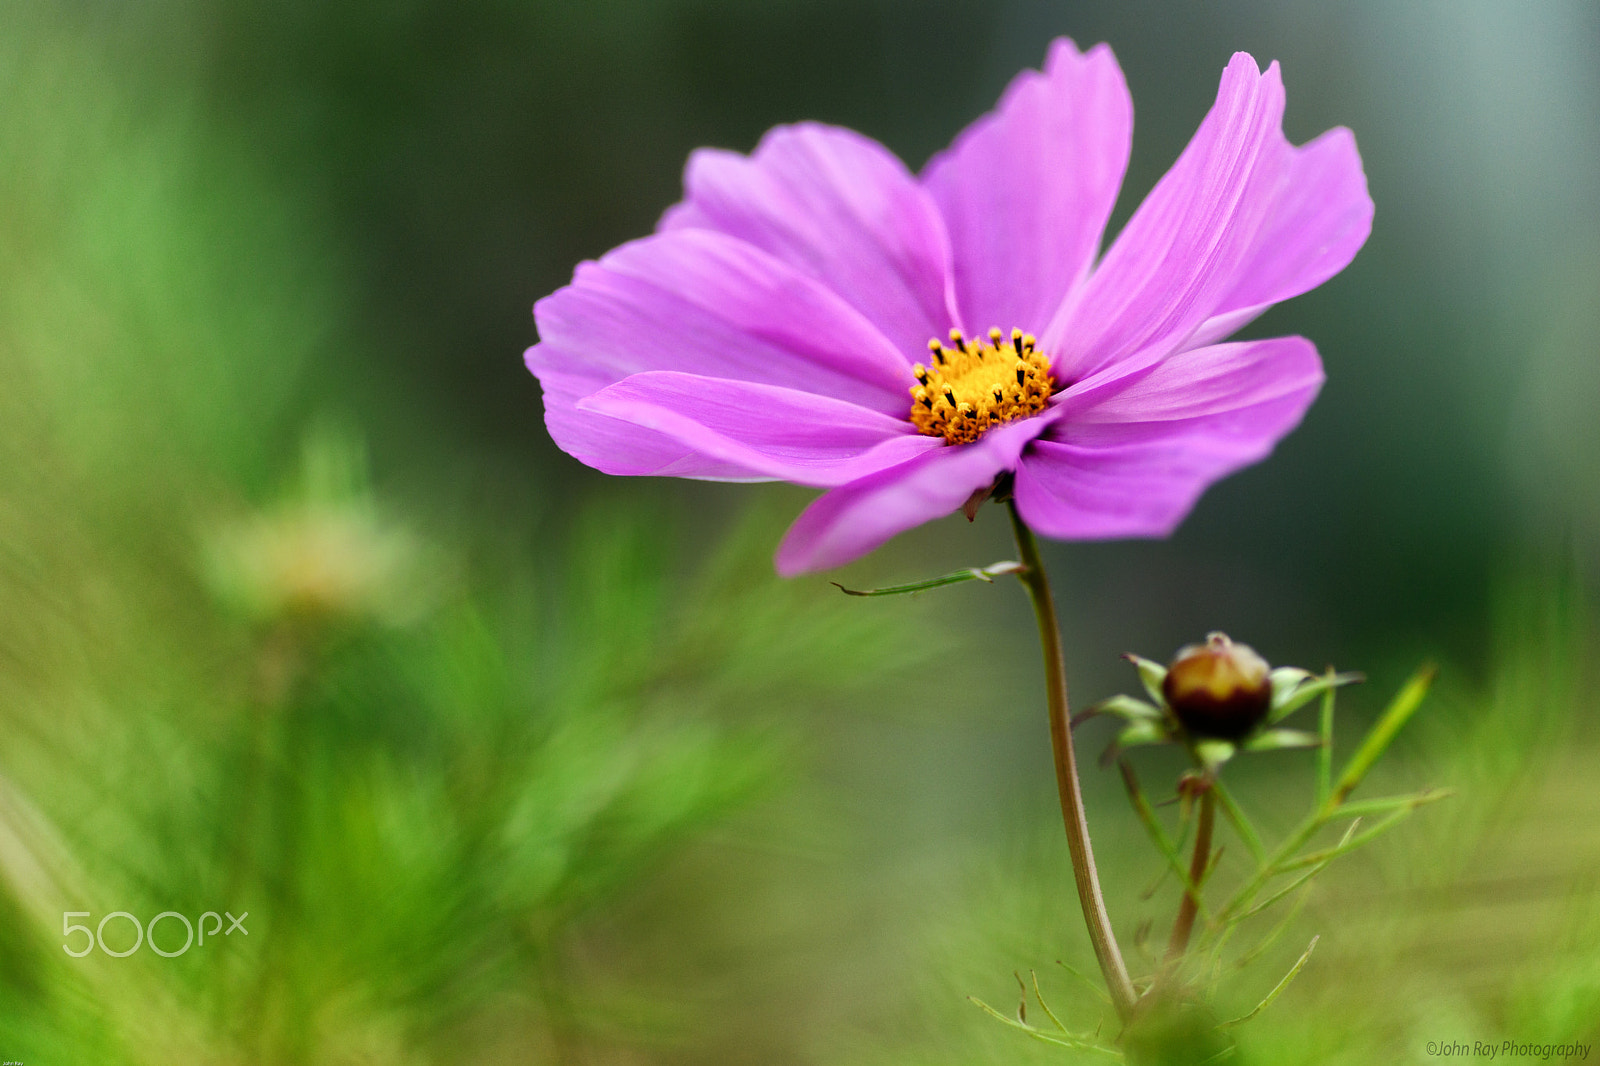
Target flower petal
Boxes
[533,361,769,480]
[775,414,1057,575]
[1014,336,1322,538]
[922,38,1132,339]
[579,372,937,487]
[1045,54,1289,385]
[1186,127,1373,348]
[529,228,920,478]
[659,122,957,359]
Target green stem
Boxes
[1165,786,1214,963]
[1007,502,1137,1022]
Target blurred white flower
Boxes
[203,425,439,628]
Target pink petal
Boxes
[1186,127,1373,348]
[775,413,1058,575]
[535,362,770,480]
[922,39,1132,340]
[1045,54,1289,387]
[659,123,957,360]
[1014,336,1322,538]
[529,228,918,478]
[579,372,937,487]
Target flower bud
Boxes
[1162,633,1272,741]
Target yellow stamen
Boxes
[908,326,1054,444]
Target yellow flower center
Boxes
[908,327,1055,445]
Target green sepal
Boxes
[1077,694,1165,728]
[1123,653,1169,706]
[830,560,1025,597]
[1267,668,1363,725]
[1193,739,1236,770]
[1100,719,1172,766]
[1241,729,1323,752]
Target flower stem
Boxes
[1006,502,1137,1022]
[1166,786,1215,963]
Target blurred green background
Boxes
[0,0,1596,1062]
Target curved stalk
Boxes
[1007,502,1137,1021]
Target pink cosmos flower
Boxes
[527,40,1371,575]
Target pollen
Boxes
[908,327,1055,444]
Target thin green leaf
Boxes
[1239,863,1325,924]
[1239,820,1360,921]
[1118,760,1206,915]
[1140,862,1172,901]
[1325,788,1452,821]
[1277,809,1415,871]
[1203,922,1241,995]
[1029,970,1070,1034]
[1216,795,1345,925]
[831,560,1024,597]
[1210,779,1267,866]
[1315,673,1336,808]
[1219,935,1319,1028]
[967,998,1121,1057]
[1202,843,1227,888]
[1056,959,1113,1006]
[1141,793,1200,898]
[1268,669,1363,725]
[1233,876,1316,972]
[1329,664,1436,805]
[1242,729,1322,753]
[1124,653,1168,706]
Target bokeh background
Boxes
[1,0,1597,1062]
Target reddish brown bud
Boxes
[1162,633,1272,741]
